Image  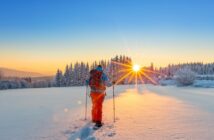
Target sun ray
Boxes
[141,68,165,76]
[118,68,132,73]
[115,71,133,85]
[111,61,163,86]
[128,73,135,84]
[135,73,138,85]
[137,72,145,84]
[139,71,157,85]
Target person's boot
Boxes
[93,121,103,130]
[95,121,103,127]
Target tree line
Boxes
[0,55,214,90]
[55,55,132,87]
[157,62,214,77]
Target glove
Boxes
[85,80,89,86]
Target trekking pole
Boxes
[113,84,116,122]
[84,85,88,120]
[112,60,116,122]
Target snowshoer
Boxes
[86,65,112,129]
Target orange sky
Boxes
[1,39,214,75]
[1,51,213,75]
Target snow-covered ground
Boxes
[160,79,214,88]
[0,86,128,140]
[0,85,214,140]
[193,80,214,88]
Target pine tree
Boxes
[64,65,71,86]
[55,69,64,87]
[69,63,74,86]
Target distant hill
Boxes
[0,67,44,78]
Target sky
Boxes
[0,0,214,75]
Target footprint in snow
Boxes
[69,123,96,140]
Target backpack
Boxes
[89,69,106,91]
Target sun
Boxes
[132,64,140,72]
[111,60,161,85]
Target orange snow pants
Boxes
[90,92,105,122]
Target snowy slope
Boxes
[0,67,44,77]
[69,85,214,140]
[0,85,214,140]
[0,85,129,140]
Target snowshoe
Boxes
[93,122,103,130]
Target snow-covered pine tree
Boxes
[73,62,78,86]
[85,62,90,84]
[55,69,64,87]
[79,62,86,85]
[69,63,74,86]
[64,65,71,86]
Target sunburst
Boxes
[133,64,140,72]
[111,60,164,86]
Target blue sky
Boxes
[0,0,214,74]
[1,0,214,39]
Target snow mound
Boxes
[159,79,176,86]
[174,67,196,86]
[193,80,214,88]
